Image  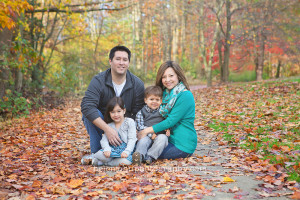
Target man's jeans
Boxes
[135,134,168,159]
[158,142,192,160]
[82,110,104,154]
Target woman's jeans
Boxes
[82,110,104,154]
[158,142,192,160]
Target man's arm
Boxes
[131,79,145,117]
[93,117,122,146]
[81,76,103,122]
[81,76,121,146]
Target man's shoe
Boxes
[81,154,94,165]
[92,158,103,166]
[132,152,142,165]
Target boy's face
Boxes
[145,95,162,110]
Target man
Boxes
[81,45,144,164]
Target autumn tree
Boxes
[215,0,243,83]
[241,0,299,81]
[193,1,222,87]
[0,0,33,98]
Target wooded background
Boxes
[0,0,299,115]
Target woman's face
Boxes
[162,67,179,90]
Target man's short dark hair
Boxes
[109,45,131,62]
[144,86,163,98]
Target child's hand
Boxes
[166,129,170,137]
[151,133,157,140]
[121,152,128,158]
[104,151,111,158]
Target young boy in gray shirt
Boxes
[133,86,169,164]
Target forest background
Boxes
[0,0,299,118]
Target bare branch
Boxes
[26,6,128,14]
[64,1,114,8]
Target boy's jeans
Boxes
[82,110,104,154]
[135,134,168,159]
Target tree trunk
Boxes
[150,16,154,69]
[171,0,179,61]
[222,0,231,83]
[131,0,137,70]
[15,14,26,93]
[256,32,265,81]
[15,69,23,93]
[198,2,207,84]
[0,28,13,99]
[275,60,281,78]
[217,31,223,82]
[137,0,144,69]
[180,0,187,62]
[144,16,149,75]
[162,23,171,61]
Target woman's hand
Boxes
[104,151,111,158]
[166,129,170,137]
[137,127,154,140]
[151,133,157,140]
[121,152,128,158]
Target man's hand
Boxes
[92,117,122,146]
[105,126,122,146]
[104,151,111,158]
[121,152,128,158]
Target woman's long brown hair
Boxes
[155,60,190,90]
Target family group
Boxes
[80,45,197,166]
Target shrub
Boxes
[0,90,32,118]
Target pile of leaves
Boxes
[194,78,299,182]
[0,79,299,199]
[0,99,216,199]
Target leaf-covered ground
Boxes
[195,79,299,180]
[0,79,299,199]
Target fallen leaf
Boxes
[273,180,282,186]
[86,190,103,196]
[290,191,300,199]
[68,179,84,188]
[26,195,36,200]
[143,185,154,192]
[163,173,170,180]
[223,177,235,182]
[32,180,42,188]
[203,157,212,163]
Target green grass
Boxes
[229,70,256,82]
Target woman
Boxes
[138,61,197,159]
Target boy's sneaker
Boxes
[145,155,153,165]
[132,152,142,165]
[92,158,103,166]
[81,154,94,165]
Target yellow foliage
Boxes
[0,0,33,30]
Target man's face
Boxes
[144,95,162,110]
[109,51,130,76]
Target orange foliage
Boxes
[0,0,33,30]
